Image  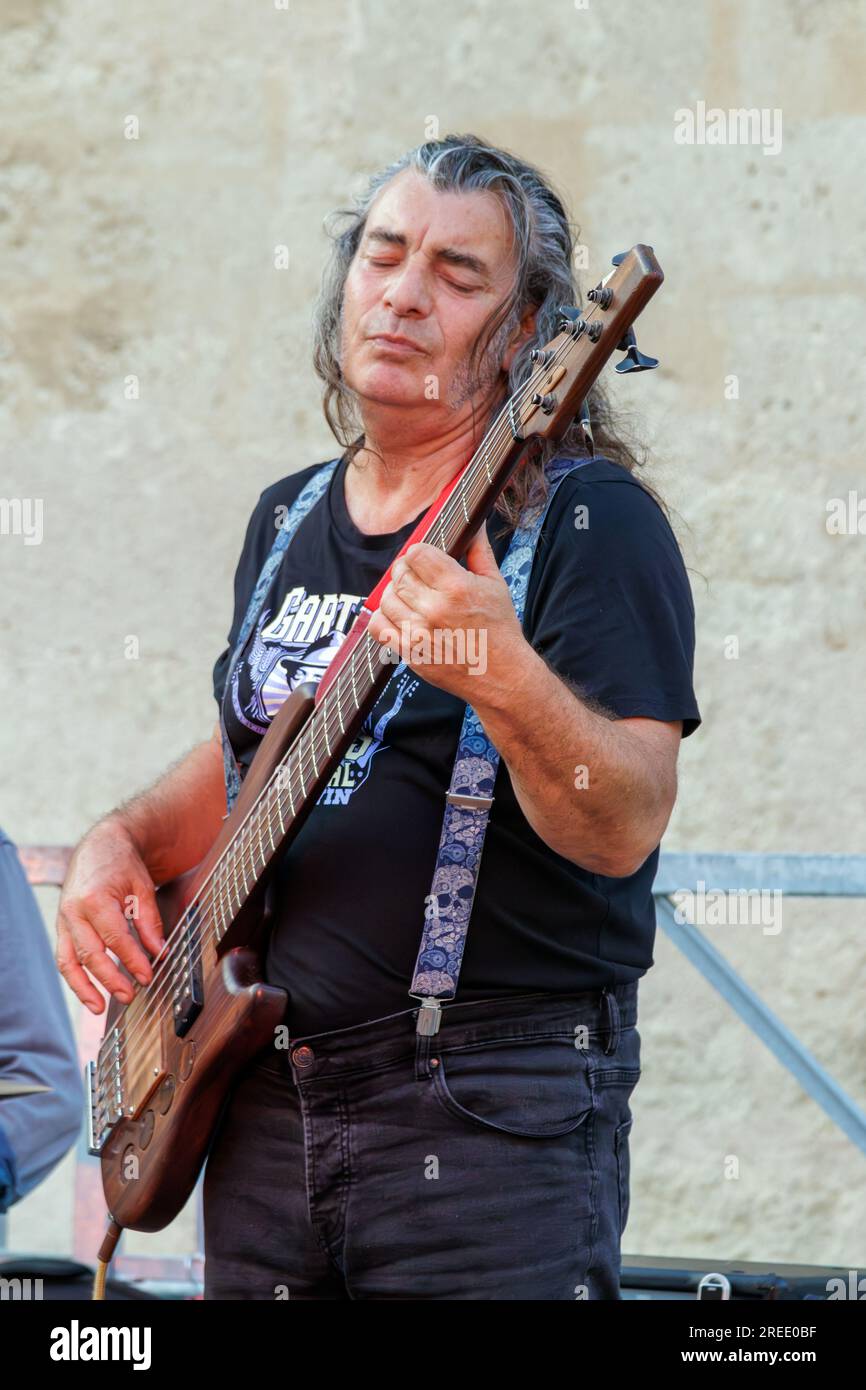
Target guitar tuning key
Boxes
[587,283,613,309]
[614,326,659,374]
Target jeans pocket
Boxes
[429,1033,595,1139]
[614,1115,634,1235]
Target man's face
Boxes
[339,167,527,415]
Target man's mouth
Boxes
[369,334,425,354]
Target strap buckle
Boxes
[414,997,443,1036]
[445,792,494,811]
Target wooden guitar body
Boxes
[98,943,285,1231]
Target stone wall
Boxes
[1,0,863,1275]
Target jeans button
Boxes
[291,1045,315,1067]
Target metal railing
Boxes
[655,852,866,1159]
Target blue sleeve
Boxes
[0,1121,18,1210]
[0,829,84,1212]
[525,467,701,736]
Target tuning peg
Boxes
[555,304,587,338]
[614,326,659,374]
[587,283,613,309]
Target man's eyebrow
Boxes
[362,226,491,278]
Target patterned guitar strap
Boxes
[219,459,339,813]
[409,454,593,1035]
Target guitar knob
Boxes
[587,284,613,309]
[614,326,659,373]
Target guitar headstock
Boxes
[518,244,664,442]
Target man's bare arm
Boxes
[473,647,681,877]
[104,722,228,885]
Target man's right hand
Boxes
[55,819,167,1014]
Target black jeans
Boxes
[203,982,641,1300]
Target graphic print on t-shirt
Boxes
[318,665,420,806]
[229,583,422,806]
[231,586,363,731]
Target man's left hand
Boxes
[368,527,530,704]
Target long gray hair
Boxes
[311,132,653,530]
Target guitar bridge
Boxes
[86,1054,124,1156]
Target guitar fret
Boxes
[211,864,221,938]
[216,864,228,938]
[229,843,241,910]
[307,727,319,779]
[240,825,252,893]
[264,798,277,855]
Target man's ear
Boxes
[501,303,539,374]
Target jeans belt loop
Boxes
[602,986,621,1055]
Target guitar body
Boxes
[98,942,285,1232]
[93,683,318,1232]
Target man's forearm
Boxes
[100,735,227,886]
[472,640,675,876]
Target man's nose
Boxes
[383,255,432,317]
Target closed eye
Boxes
[368,258,478,294]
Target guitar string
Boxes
[96,323,591,1111]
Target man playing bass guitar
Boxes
[56,134,700,1301]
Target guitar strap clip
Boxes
[414,997,443,1036]
[445,791,493,811]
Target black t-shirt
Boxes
[213,451,701,1035]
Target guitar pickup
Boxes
[173,902,204,1037]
